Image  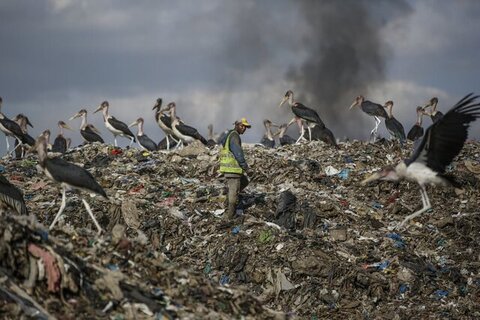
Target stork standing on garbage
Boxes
[218,118,252,219]
[33,135,108,234]
[362,93,480,228]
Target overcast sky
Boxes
[1,0,479,149]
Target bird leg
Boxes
[5,136,10,153]
[50,186,67,230]
[114,136,118,147]
[307,125,312,142]
[81,198,103,235]
[129,136,134,147]
[369,117,380,142]
[398,185,431,227]
[8,138,23,156]
[166,135,171,151]
[293,118,305,144]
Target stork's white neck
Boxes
[416,111,423,126]
[81,114,87,130]
[137,121,144,136]
[387,105,393,118]
[102,107,109,122]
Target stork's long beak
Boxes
[69,113,80,121]
[62,123,74,131]
[349,102,357,110]
[421,100,433,111]
[23,117,33,128]
[128,120,138,128]
[278,97,288,108]
[361,172,383,185]
[93,105,103,114]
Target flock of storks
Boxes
[0,91,479,233]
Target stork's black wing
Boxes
[407,93,480,173]
[0,117,25,138]
[45,158,107,198]
[292,103,325,128]
[159,114,173,129]
[52,136,67,153]
[407,124,424,141]
[108,117,136,139]
[311,125,338,148]
[82,128,104,143]
[280,135,296,146]
[362,101,388,118]
[177,123,208,145]
[0,174,28,215]
[138,134,158,151]
[20,133,35,146]
[385,117,406,142]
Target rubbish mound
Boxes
[1,139,479,319]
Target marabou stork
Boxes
[384,101,406,143]
[94,101,135,147]
[407,106,425,141]
[52,121,73,154]
[309,123,339,149]
[259,119,278,148]
[275,123,296,146]
[422,97,443,123]
[0,97,28,155]
[33,135,107,234]
[41,129,53,151]
[349,95,388,142]
[279,90,326,143]
[152,98,179,150]
[362,93,480,227]
[163,102,208,147]
[13,114,35,158]
[69,109,104,144]
[0,174,28,215]
[128,117,158,151]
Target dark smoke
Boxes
[286,0,413,139]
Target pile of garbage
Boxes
[1,139,479,319]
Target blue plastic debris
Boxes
[152,288,164,297]
[371,201,383,209]
[344,156,354,163]
[434,289,449,299]
[338,169,350,180]
[35,229,49,241]
[322,222,329,232]
[365,260,391,271]
[106,264,120,271]
[386,233,406,249]
[232,226,240,234]
[23,194,33,200]
[219,274,230,286]
[0,165,5,173]
[399,284,409,294]
[377,260,390,271]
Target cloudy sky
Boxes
[1,0,480,149]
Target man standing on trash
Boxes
[219,118,251,219]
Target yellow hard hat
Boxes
[235,117,251,128]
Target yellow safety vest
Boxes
[219,130,243,174]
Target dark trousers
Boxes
[225,174,249,218]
